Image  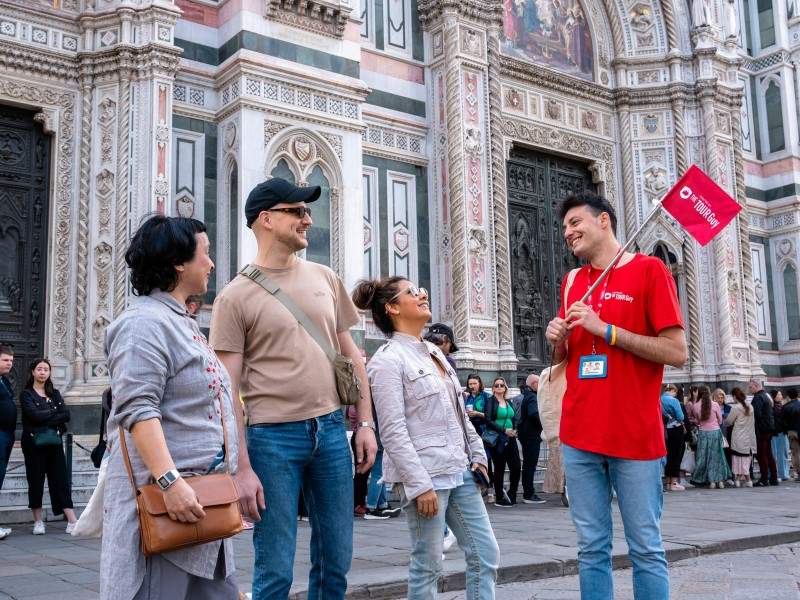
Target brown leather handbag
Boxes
[118,402,243,557]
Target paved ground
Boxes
[1,482,800,599]
[422,542,800,599]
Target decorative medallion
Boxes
[176,193,195,218]
[581,111,598,131]
[292,136,313,162]
[642,113,660,135]
[779,238,794,256]
[505,88,522,111]
[224,122,237,149]
[544,99,562,121]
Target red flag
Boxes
[661,164,742,246]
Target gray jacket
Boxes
[101,291,239,600]
[367,333,486,501]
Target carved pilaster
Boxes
[616,92,637,240]
[699,85,735,369]
[487,29,513,353]
[443,18,469,346]
[74,73,93,382]
[730,104,763,374]
[114,68,131,317]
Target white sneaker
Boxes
[443,529,457,553]
[65,522,76,535]
[32,521,45,535]
[0,527,11,540]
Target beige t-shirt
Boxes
[209,258,359,424]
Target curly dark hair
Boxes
[125,215,207,296]
[351,277,406,335]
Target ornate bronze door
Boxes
[507,147,595,382]
[0,105,50,390]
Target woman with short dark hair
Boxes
[101,215,242,600]
[20,358,77,534]
[353,276,498,599]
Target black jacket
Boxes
[0,376,16,433]
[752,390,775,435]
[481,395,513,434]
[516,387,543,440]
[780,399,800,435]
[20,388,70,435]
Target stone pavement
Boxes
[423,542,800,599]
[1,483,800,599]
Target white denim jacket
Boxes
[367,332,487,500]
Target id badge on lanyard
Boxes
[577,268,612,380]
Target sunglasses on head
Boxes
[267,206,312,218]
[389,285,428,303]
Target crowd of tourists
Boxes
[661,380,800,491]
[0,179,794,600]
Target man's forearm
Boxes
[349,347,373,422]
[230,383,252,469]
[614,327,686,368]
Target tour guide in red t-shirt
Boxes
[545,192,687,600]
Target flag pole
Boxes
[578,197,664,304]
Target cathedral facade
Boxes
[0,0,795,432]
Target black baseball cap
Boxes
[245,178,321,228]
[427,323,459,352]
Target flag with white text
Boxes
[661,164,742,246]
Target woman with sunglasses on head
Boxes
[473,378,520,507]
[353,277,498,600]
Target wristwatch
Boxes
[358,421,376,430]
[156,468,181,491]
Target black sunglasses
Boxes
[493,383,506,388]
[267,206,312,218]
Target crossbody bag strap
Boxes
[239,264,337,363]
[117,365,233,496]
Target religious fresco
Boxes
[502,0,594,81]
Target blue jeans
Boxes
[562,444,669,600]
[402,471,498,600]
[248,410,352,600]
[0,429,12,491]
[366,449,387,510]
[772,434,790,480]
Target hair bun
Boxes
[351,280,378,310]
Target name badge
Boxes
[578,354,608,379]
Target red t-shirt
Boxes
[557,254,684,460]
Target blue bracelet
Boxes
[605,324,613,344]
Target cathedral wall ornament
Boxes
[265,0,351,39]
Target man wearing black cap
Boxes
[424,323,459,370]
[211,178,377,599]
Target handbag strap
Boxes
[239,264,337,363]
[117,372,233,497]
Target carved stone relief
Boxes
[461,27,483,58]
[266,0,350,39]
